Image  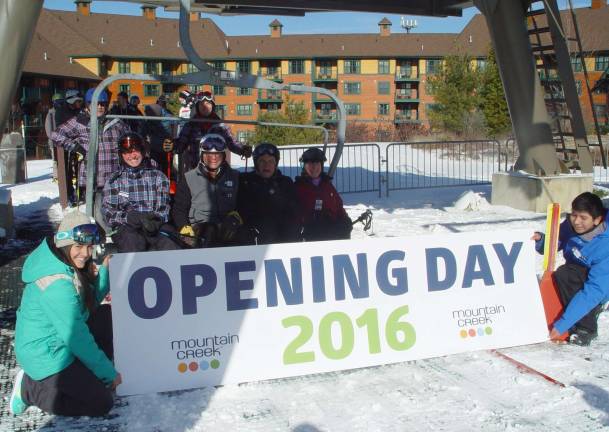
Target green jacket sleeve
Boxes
[40,279,117,384]
[94,264,110,304]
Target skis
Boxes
[490,349,566,387]
[539,203,569,341]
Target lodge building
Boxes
[14,0,609,147]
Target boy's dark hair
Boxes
[571,192,605,219]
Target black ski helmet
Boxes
[299,147,327,163]
[118,132,146,154]
[253,142,280,165]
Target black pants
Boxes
[552,263,603,334]
[112,224,181,253]
[21,305,115,417]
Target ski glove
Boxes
[219,211,243,243]
[241,144,253,158]
[179,225,195,237]
[142,213,163,235]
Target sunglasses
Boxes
[55,223,102,245]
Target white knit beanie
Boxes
[54,211,93,248]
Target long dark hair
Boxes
[49,239,97,313]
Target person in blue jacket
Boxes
[9,211,121,417]
[533,192,609,346]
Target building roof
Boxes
[26,4,609,78]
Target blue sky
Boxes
[43,0,593,36]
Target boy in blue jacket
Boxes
[533,192,609,345]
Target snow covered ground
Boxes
[1,159,609,431]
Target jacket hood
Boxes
[22,238,73,284]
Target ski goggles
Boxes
[197,93,214,103]
[119,134,145,153]
[253,143,279,160]
[200,134,227,152]
[55,224,102,245]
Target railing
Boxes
[313,72,338,81]
[314,112,338,122]
[276,144,382,197]
[385,140,515,196]
[395,90,419,100]
[395,69,419,80]
[257,90,283,102]
[260,70,282,81]
[394,113,419,123]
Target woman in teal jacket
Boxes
[10,211,121,417]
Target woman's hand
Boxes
[111,373,122,390]
[531,232,542,242]
[103,254,113,268]
[549,328,567,343]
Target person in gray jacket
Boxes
[171,133,243,247]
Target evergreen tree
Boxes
[427,53,480,136]
[253,99,323,145]
[479,47,512,138]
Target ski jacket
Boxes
[536,209,609,334]
[171,162,239,228]
[237,170,300,244]
[102,158,171,229]
[51,112,130,188]
[294,174,352,241]
[15,238,116,384]
[175,112,243,170]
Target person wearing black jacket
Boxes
[237,143,300,245]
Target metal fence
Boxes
[385,140,517,196]
[277,143,382,197]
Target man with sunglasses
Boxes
[102,132,179,253]
[52,88,130,228]
[170,91,252,172]
[171,133,244,247]
[237,143,300,244]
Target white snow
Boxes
[2,158,609,432]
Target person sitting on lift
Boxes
[102,132,180,253]
[533,192,609,346]
[172,133,244,247]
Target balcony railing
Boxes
[395,90,419,101]
[313,93,336,102]
[395,68,419,81]
[314,112,338,122]
[260,69,282,81]
[313,71,338,81]
[257,90,283,102]
[394,112,420,123]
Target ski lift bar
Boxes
[87,0,347,218]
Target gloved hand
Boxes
[180,225,195,237]
[241,144,253,158]
[219,211,243,243]
[142,213,163,235]
[126,211,144,228]
[162,138,174,153]
[74,144,87,161]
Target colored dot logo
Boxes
[177,359,221,373]
[460,326,493,339]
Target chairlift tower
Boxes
[400,17,418,33]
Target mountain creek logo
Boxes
[170,333,240,373]
[451,304,506,339]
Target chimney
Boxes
[75,0,91,16]
[378,17,392,37]
[592,0,606,8]
[190,12,200,21]
[142,5,156,20]
[269,19,283,38]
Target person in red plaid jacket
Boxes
[170,91,252,172]
[102,132,180,252]
[51,89,130,228]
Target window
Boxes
[378,81,390,95]
[425,81,434,95]
[237,87,252,96]
[594,104,608,123]
[476,59,487,71]
[213,85,225,96]
[426,59,441,75]
[237,60,251,74]
[343,59,361,74]
[118,61,130,74]
[186,63,198,73]
[595,55,609,72]
[210,61,225,70]
[318,60,333,77]
[215,104,226,117]
[143,84,160,97]
[397,61,413,78]
[237,104,252,116]
[571,56,583,72]
[378,60,390,74]
[118,84,130,95]
[345,103,361,115]
[266,66,281,79]
[267,89,282,100]
[143,61,159,75]
[267,103,280,111]
[378,103,389,116]
[289,60,305,74]
[161,62,173,75]
[237,130,254,143]
[189,85,202,93]
[343,82,361,95]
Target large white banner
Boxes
[110,229,548,396]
